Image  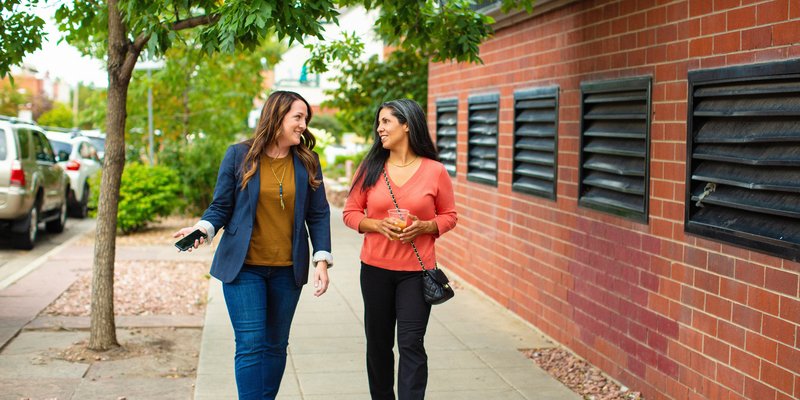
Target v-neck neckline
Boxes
[385,158,424,189]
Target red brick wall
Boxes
[428,1,800,399]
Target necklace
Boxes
[267,156,288,210]
[388,155,419,168]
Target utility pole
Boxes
[147,69,153,166]
[72,84,79,128]
[134,59,164,166]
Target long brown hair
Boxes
[240,91,321,190]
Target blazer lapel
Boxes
[293,154,307,210]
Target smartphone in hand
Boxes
[175,229,207,251]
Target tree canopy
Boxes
[0,0,45,79]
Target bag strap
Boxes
[383,169,430,272]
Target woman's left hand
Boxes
[398,214,436,243]
[313,261,330,297]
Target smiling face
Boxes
[276,100,309,150]
[376,107,409,150]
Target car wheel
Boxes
[80,183,90,218]
[71,183,90,219]
[46,195,68,233]
[12,206,38,250]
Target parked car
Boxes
[0,117,69,249]
[45,130,102,218]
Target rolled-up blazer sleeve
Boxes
[306,154,332,262]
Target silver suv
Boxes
[0,117,69,249]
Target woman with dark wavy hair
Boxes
[343,99,458,399]
[174,90,332,399]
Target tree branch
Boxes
[131,33,150,54]
[171,14,220,31]
[120,42,144,84]
[119,13,220,82]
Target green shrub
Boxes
[89,163,182,233]
[333,149,367,169]
[309,114,344,143]
[37,103,74,128]
[159,135,229,216]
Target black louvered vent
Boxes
[686,60,800,261]
[579,77,651,222]
[513,87,558,199]
[436,98,458,176]
[467,93,499,185]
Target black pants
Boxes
[361,263,432,400]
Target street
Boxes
[0,218,96,290]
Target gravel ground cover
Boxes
[42,259,209,317]
[524,348,645,400]
[47,216,210,317]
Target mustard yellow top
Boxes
[244,154,295,266]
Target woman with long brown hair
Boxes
[174,91,332,399]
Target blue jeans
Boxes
[222,266,302,400]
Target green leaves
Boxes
[54,1,108,59]
[307,0,535,142]
[199,0,339,55]
[115,163,182,233]
[322,48,429,139]
[369,0,493,64]
[0,0,45,79]
[125,31,281,149]
[88,163,182,233]
[305,31,365,74]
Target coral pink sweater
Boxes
[343,158,457,271]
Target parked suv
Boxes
[45,129,102,218]
[0,117,69,249]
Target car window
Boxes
[88,137,105,152]
[51,139,72,160]
[78,142,92,158]
[88,144,100,161]
[0,131,6,160]
[33,131,56,162]
[17,128,30,159]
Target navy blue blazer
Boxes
[199,143,331,286]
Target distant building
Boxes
[1,63,71,120]
[429,1,800,399]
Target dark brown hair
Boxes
[351,98,438,193]
[240,91,321,190]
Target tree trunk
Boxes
[89,0,133,351]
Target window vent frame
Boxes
[467,93,500,186]
[435,98,458,177]
[578,76,652,223]
[512,86,559,200]
[686,59,800,262]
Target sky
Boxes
[21,3,108,88]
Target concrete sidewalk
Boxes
[195,208,579,400]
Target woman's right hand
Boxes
[173,226,207,251]
[361,218,402,241]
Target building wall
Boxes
[428,1,800,399]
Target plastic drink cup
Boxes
[387,208,409,229]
